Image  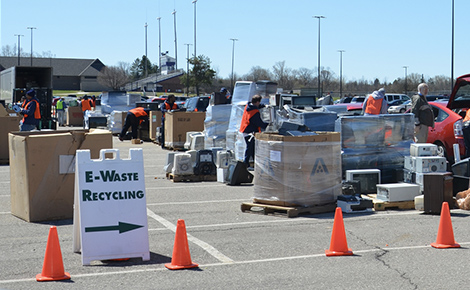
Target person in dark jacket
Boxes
[411,83,434,143]
[119,107,150,141]
[19,89,41,131]
[239,95,268,168]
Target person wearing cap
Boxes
[19,89,41,131]
[411,83,434,143]
[362,88,388,115]
[119,107,151,141]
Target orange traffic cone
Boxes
[165,219,199,270]
[325,207,353,256]
[36,226,71,281]
[431,202,460,249]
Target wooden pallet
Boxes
[365,194,415,211]
[241,202,336,218]
[166,172,217,182]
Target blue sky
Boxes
[1,0,469,84]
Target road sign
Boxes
[73,149,150,265]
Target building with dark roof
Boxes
[0,56,109,91]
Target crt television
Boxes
[345,169,381,194]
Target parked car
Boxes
[333,102,363,115]
[184,96,210,112]
[425,100,464,163]
[350,96,365,103]
[388,100,411,114]
[385,93,410,103]
[426,95,449,101]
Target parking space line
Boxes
[146,208,234,264]
[147,199,247,206]
[145,184,226,190]
[3,242,470,284]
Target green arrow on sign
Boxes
[85,222,144,234]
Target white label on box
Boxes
[59,155,75,174]
[73,149,150,265]
[270,150,281,162]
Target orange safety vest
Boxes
[81,99,92,111]
[164,102,178,111]
[239,105,260,133]
[129,107,148,118]
[22,99,41,121]
[364,96,383,115]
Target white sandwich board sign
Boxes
[73,148,150,265]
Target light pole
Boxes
[314,16,325,98]
[27,27,36,66]
[192,0,197,57]
[184,43,192,96]
[230,38,238,95]
[157,17,161,75]
[403,66,408,95]
[451,0,454,92]
[337,50,345,98]
[172,10,178,70]
[144,22,148,77]
[14,34,24,66]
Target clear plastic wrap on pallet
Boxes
[234,131,247,161]
[84,110,107,129]
[226,104,246,151]
[338,114,414,149]
[101,94,140,114]
[204,104,231,149]
[282,106,337,132]
[107,111,126,134]
[338,114,414,183]
[254,132,342,207]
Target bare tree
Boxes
[295,67,314,87]
[98,66,129,90]
[272,61,295,90]
[243,66,272,81]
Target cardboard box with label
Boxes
[253,132,342,207]
[67,106,84,126]
[0,105,22,162]
[164,111,205,148]
[9,129,113,222]
[149,110,162,140]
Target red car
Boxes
[425,100,464,162]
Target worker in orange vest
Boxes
[119,107,150,141]
[159,94,179,148]
[19,89,41,131]
[362,88,388,115]
[239,95,268,169]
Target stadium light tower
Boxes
[314,16,325,98]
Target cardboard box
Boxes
[0,115,22,162]
[164,111,205,148]
[9,129,113,222]
[253,132,342,207]
[149,110,162,140]
[67,106,84,126]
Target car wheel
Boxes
[434,141,450,163]
[400,108,405,113]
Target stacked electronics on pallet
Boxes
[403,143,453,214]
[163,147,253,186]
[336,169,378,213]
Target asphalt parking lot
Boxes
[1,136,469,289]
